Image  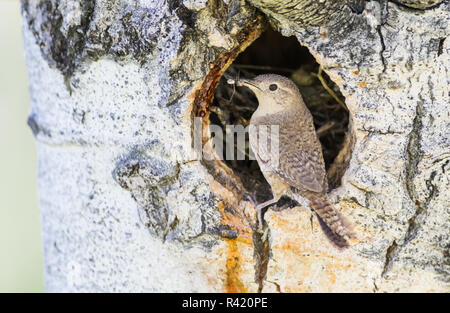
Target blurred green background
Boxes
[0,0,45,292]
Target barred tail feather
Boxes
[316,216,349,249]
[305,192,355,249]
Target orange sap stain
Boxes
[225,239,248,293]
[328,271,337,284]
[217,201,252,244]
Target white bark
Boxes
[22,0,449,292]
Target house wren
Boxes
[234,74,354,249]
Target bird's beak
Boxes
[237,79,261,91]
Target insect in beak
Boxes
[233,78,262,91]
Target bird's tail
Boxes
[302,191,355,249]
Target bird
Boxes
[231,74,354,249]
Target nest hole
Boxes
[209,28,350,203]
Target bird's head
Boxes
[237,74,304,114]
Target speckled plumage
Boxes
[250,109,327,194]
[241,74,354,248]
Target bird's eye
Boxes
[269,84,278,91]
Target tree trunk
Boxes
[22,0,449,292]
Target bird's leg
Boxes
[246,195,279,231]
[256,199,278,230]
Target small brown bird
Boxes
[235,74,354,249]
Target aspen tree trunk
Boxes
[22,0,449,292]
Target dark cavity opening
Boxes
[211,28,349,203]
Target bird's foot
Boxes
[271,202,289,212]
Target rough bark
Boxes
[22,0,449,292]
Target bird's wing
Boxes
[251,115,326,193]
